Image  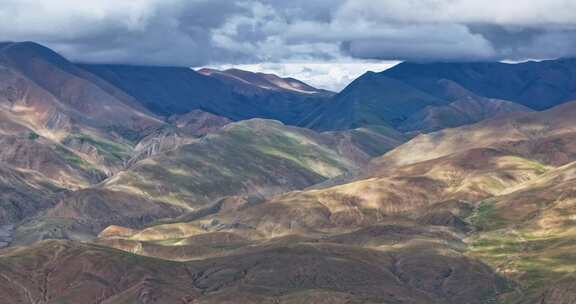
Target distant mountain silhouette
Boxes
[80,64,332,125]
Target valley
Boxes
[0,41,576,303]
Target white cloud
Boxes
[334,0,576,26]
[0,0,157,38]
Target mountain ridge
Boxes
[305,58,576,132]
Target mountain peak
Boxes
[0,41,71,68]
[199,67,333,96]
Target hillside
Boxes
[467,161,576,303]
[0,42,165,175]
[376,99,576,169]
[0,234,507,303]
[8,118,405,245]
[104,119,363,208]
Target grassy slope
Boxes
[96,144,574,303]
[104,119,362,209]
[467,162,576,303]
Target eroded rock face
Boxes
[130,130,191,166]
[376,100,576,170]
[128,110,232,166]
[103,119,370,213]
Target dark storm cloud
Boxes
[1,0,575,66]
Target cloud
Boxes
[0,0,575,66]
[330,0,576,61]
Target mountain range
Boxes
[1,41,576,303]
[305,59,576,131]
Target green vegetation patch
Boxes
[469,229,576,303]
[54,144,96,171]
[69,133,132,162]
[28,131,39,141]
[469,200,508,232]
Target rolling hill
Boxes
[0,231,507,304]
[375,99,576,169]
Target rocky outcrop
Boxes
[129,130,192,166]
[128,110,231,166]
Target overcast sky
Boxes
[1,0,575,90]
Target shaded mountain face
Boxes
[384,58,576,110]
[302,72,447,130]
[397,80,533,133]
[81,64,332,125]
[79,64,240,117]
[306,58,576,131]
